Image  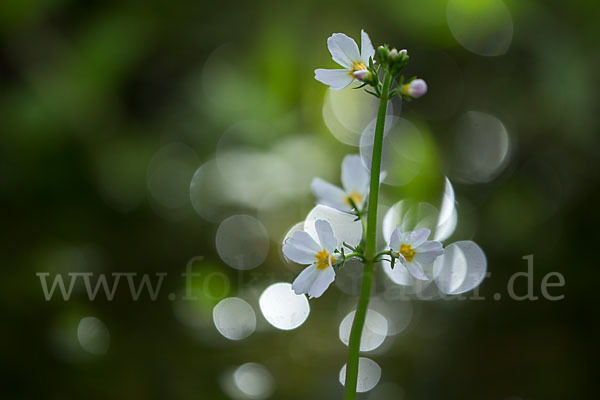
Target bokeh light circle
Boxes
[434,177,458,242]
[304,205,363,248]
[450,111,511,183]
[213,297,256,340]
[368,297,413,336]
[216,215,269,270]
[77,316,110,355]
[339,309,388,351]
[233,363,275,399]
[216,148,293,208]
[360,117,425,186]
[433,240,487,294]
[382,200,439,244]
[259,282,310,330]
[447,0,513,56]
[339,357,382,393]
[221,362,275,400]
[323,88,392,146]
[190,158,232,222]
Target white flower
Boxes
[401,79,428,98]
[283,219,340,299]
[387,227,443,281]
[314,29,375,90]
[311,154,370,213]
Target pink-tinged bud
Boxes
[389,49,398,58]
[353,69,372,82]
[404,79,428,98]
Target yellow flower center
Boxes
[348,61,367,77]
[397,243,416,263]
[315,249,335,270]
[401,84,410,95]
[344,191,363,208]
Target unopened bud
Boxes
[389,48,398,58]
[353,69,372,83]
[377,45,389,61]
[399,49,408,56]
[402,79,428,98]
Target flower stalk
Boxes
[344,71,393,399]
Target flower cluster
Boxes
[315,30,428,100]
[278,29,488,398]
[281,30,441,299]
[281,30,488,304]
[283,155,446,298]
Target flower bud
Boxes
[389,48,398,58]
[399,49,408,56]
[353,69,372,83]
[377,45,389,62]
[402,79,428,98]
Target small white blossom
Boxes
[388,227,443,281]
[314,29,375,90]
[311,154,369,213]
[283,219,340,299]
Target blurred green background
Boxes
[1,0,599,399]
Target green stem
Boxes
[342,252,365,261]
[344,72,393,399]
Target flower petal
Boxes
[360,29,375,63]
[311,178,350,212]
[292,264,336,299]
[389,227,401,250]
[414,241,444,264]
[405,260,429,281]
[292,264,319,294]
[304,205,363,248]
[408,228,431,247]
[314,68,354,90]
[283,230,320,264]
[327,33,360,68]
[382,260,412,285]
[308,266,336,298]
[315,219,337,253]
[341,154,370,198]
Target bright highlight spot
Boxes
[259,282,310,330]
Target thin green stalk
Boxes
[344,72,393,399]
